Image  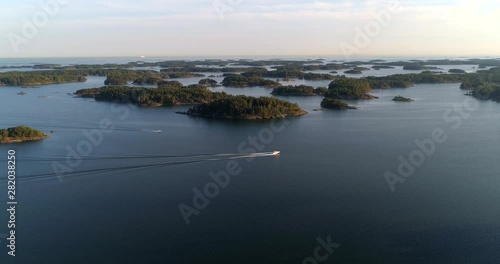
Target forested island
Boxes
[344,67,370,74]
[199,78,220,87]
[449,69,467,74]
[104,70,203,85]
[344,69,363,74]
[0,71,87,86]
[76,85,228,106]
[392,96,414,102]
[260,69,335,80]
[320,98,357,110]
[5,57,500,73]
[221,75,281,88]
[76,83,306,119]
[371,59,500,69]
[325,79,377,100]
[402,63,440,71]
[0,126,48,144]
[372,65,395,70]
[0,68,205,87]
[271,85,327,96]
[181,95,307,120]
[5,58,500,112]
[160,71,205,79]
[468,84,500,101]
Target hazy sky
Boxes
[1,0,499,58]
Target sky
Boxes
[0,0,499,58]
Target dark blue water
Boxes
[1,65,500,263]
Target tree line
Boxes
[0,126,46,140]
[186,95,305,119]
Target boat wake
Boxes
[1,152,280,183]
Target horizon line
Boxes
[1,54,500,60]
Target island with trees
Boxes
[199,78,220,87]
[4,57,500,75]
[449,69,467,74]
[271,85,327,96]
[469,84,500,101]
[325,78,377,100]
[160,71,205,79]
[105,70,161,85]
[231,65,337,80]
[76,85,307,120]
[372,65,395,70]
[261,69,335,80]
[104,70,205,85]
[0,71,87,86]
[344,69,363,74]
[320,98,357,110]
[181,95,307,120]
[158,80,184,88]
[4,58,500,113]
[76,83,321,118]
[221,75,282,88]
[232,59,324,67]
[302,63,350,71]
[364,71,485,87]
[75,85,228,107]
[0,126,49,144]
[403,63,440,71]
[344,67,370,74]
[392,96,415,102]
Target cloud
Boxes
[0,0,499,57]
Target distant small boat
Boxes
[272,151,280,156]
[17,92,27,95]
[152,130,163,133]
